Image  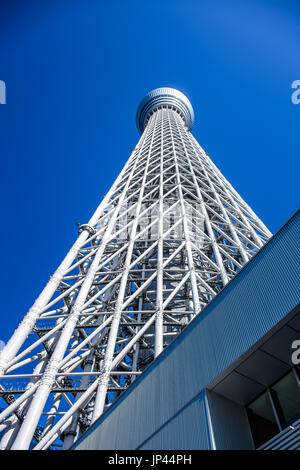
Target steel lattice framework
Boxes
[0,88,271,450]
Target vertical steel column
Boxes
[91,111,159,422]
[155,109,164,357]
[167,109,201,314]
[171,112,230,286]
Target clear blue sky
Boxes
[0,0,299,344]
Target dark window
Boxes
[271,370,300,427]
[246,368,300,448]
[247,391,280,448]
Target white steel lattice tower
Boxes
[0,88,271,450]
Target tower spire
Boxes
[0,88,271,450]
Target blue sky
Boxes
[0,0,299,344]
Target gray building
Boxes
[73,210,300,450]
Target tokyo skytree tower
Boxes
[0,88,271,450]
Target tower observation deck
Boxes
[0,87,271,450]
